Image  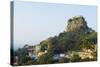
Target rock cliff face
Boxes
[66,16,90,33]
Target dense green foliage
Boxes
[13,28,97,66]
[40,31,97,53]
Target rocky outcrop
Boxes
[66,16,90,33]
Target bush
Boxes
[70,54,81,62]
[58,58,70,63]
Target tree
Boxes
[38,38,54,64]
[80,32,97,49]
[70,54,81,62]
[40,41,48,52]
[15,47,30,65]
[37,53,53,64]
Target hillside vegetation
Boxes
[11,16,97,66]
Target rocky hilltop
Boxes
[66,16,92,33]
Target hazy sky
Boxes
[14,1,97,48]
